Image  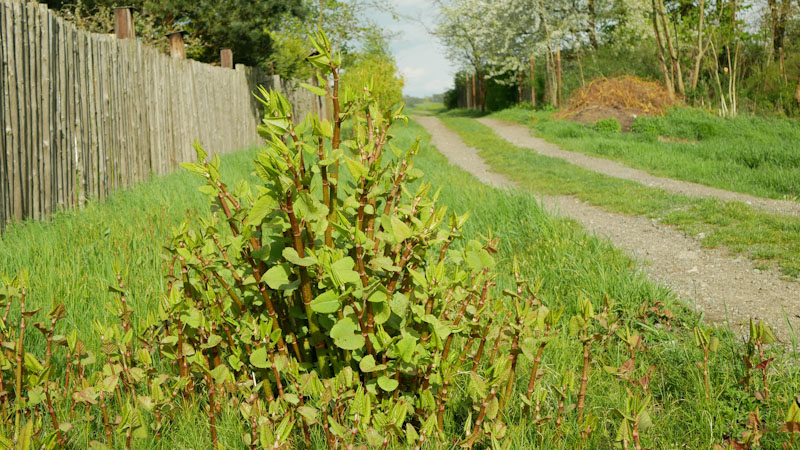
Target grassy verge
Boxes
[439,115,800,279]
[2,121,799,447]
[489,107,800,201]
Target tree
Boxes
[46,0,305,69]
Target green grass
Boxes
[438,115,800,279]
[2,121,800,447]
[490,107,800,201]
[406,101,448,115]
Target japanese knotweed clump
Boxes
[163,31,546,448]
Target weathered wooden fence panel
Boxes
[0,0,315,228]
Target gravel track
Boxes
[478,117,800,218]
[414,115,800,340]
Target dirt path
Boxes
[478,118,800,218]
[414,115,800,340]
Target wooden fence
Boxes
[0,0,313,228]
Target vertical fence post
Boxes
[113,7,135,39]
[167,31,186,59]
[220,48,233,68]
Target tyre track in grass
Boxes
[478,117,800,218]
[414,115,800,341]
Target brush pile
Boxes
[558,76,676,130]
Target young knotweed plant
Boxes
[613,390,651,450]
[782,395,800,447]
[693,326,720,402]
[604,325,655,393]
[745,319,777,402]
[519,297,562,417]
[568,295,601,426]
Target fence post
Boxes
[220,48,233,68]
[167,31,186,59]
[113,7,135,39]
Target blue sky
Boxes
[373,1,455,97]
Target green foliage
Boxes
[49,0,305,68]
[165,30,546,448]
[340,32,404,112]
[592,118,622,133]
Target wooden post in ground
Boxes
[167,31,186,59]
[530,54,536,107]
[113,7,135,39]
[220,48,233,68]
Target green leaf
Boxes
[345,157,368,179]
[390,216,411,243]
[310,290,340,314]
[334,333,365,351]
[330,317,359,339]
[181,162,207,177]
[201,334,223,349]
[282,248,316,267]
[299,82,328,96]
[396,336,416,363]
[17,420,33,450]
[264,264,292,290]
[465,251,482,271]
[250,347,269,369]
[359,355,377,372]
[298,406,319,424]
[377,375,399,392]
[331,257,360,285]
[210,365,232,384]
[372,302,391,325]
[390,293,409,317]
[246,195,275,227]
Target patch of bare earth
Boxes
[414,115,800,341]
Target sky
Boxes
[373,1,455,98]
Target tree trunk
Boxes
[472,73,478,110]
[651,0,675,98]
[689,0,706,90]
[466,75,472,109]
[767,0,791,55]
[530,55,537,107]
[656,0,685,96]
[479,73,487,112]
[588,0,599,50]
[556,47,563,106]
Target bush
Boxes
[631,116,665,137]
[443,88,459,109]
[593,118,622,133]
